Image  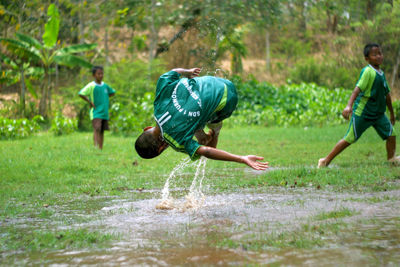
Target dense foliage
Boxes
[1,1,400,139]
[109,92,154,136]
[4,75,400,139]
[50,112,78,136]
[228,78,350,127]
[0,115,43,139]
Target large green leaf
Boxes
[16,33,43,51]
[53,54,93,69]
[42,3,60,48]
[57,43,97,54]
[25,78,38,99]
[26,67,45,79]
[0,38,41,62]
[0,69,19,86]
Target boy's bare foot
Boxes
[388,156,400,165]
[318,158,327,168]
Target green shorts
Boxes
[210,80,238,123]
[343,114,395,143]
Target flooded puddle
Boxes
[2,159,400,265]
[3,187,400,266]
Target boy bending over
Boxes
[319,43,399,167]
[135,68,269,170]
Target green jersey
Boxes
[353,65,390,120]
[79,81,116,120]
[154,71,231,159]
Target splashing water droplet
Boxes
[156,157,208,211]
[156,158,191,210]
[184,157,207,210]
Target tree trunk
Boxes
[231,50,243,75]
[39,69,49,118]
[55,63,59,90]
[47,77,52,114]
[366,0,375,20]
[148,0,158,62]
[19,66,26,117]
[39,85,47,117]
[298,0,306,34]
[265,30,270,72]
[391,47,400,89]
[105,27,109,66]
[78,0,85,44]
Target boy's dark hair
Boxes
[135,131,162,159]
[364,43,380,57]
[92,65,103,75]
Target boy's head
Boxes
[135,127,167,159]
[363,43,383,67]
[92,66,104,83]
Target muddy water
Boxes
[3,186,400,266]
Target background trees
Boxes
[1,0,400,121]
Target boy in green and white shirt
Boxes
[79,66,115,149]
[318,43,399,167]
[135,67,269,171]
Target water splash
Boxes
[156,157,208,211]
[156,158,191,210]
[184,157,207,210]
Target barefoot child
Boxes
[135,67,269,170]
[79,66,116,149]
[318,43,399,167]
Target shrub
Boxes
[225,77,350,127]
[109,92,154,136]
[289,58,356,89]
[50,113,78,136]
[0,115,43,140]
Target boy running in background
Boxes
[135,67,269,170]
[318,43,399,167]
[79,66,116,149]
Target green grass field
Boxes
[1,125,400,264]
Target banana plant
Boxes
[0,54,42,116]
[0,4,97,118]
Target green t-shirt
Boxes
[354,65,390,120]
[79,81,116,120]
[154,71,229,159]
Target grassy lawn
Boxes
[1,125,400,255]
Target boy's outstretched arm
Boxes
[342,86,361,120]
[171,68,201,78]
[196,146,269,170]
[386,93,395,125]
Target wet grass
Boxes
[344,195,400,203]
[0,227,116,251]
[1,125,400,253]
[313,208,355,220]
[214,215,399,252]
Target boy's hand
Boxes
[90,102,95,109]
[241,155,269,170]
[342,106,352,120]
[390,113,395,126]
[188,68,201,78]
